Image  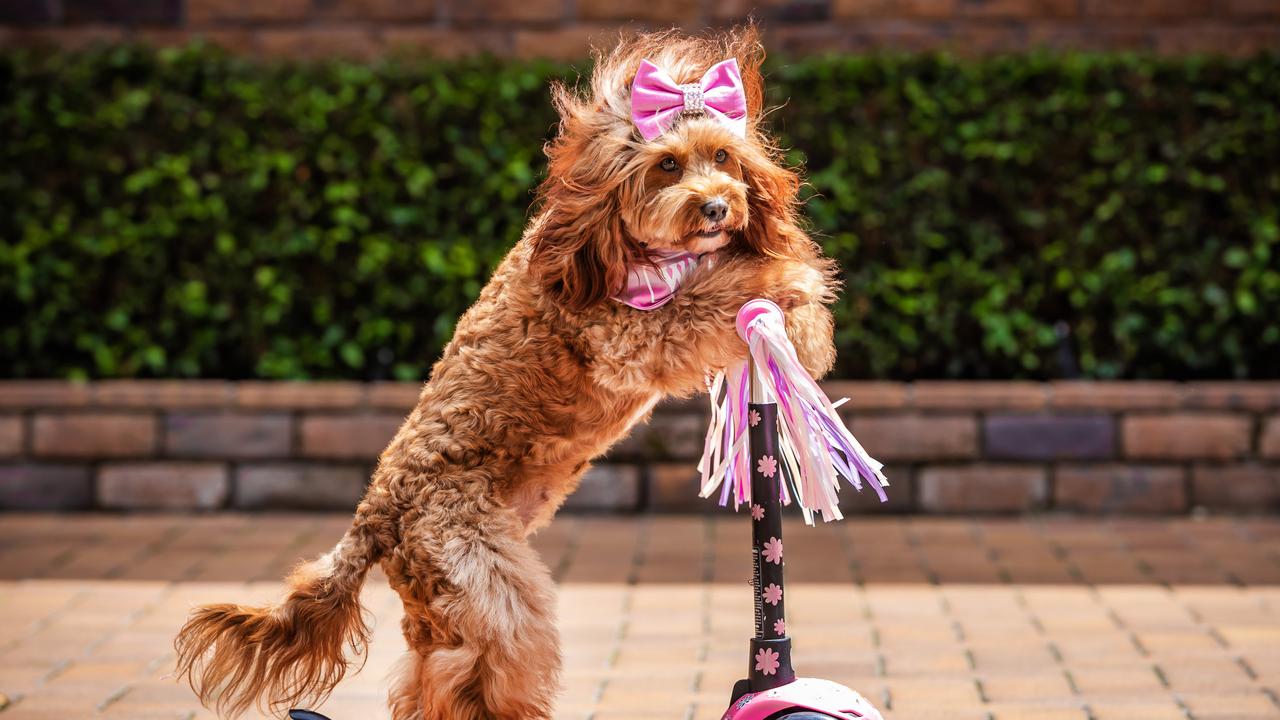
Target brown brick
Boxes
[312,0,435,20]
[165,413,293,459]
[1222,0,1280,16]
[1184,382,1280,411]
[711,0,829,21]
[832,0,957,18]
[386,28,512,58]
[649,461,908,514]
[0,381,91,408]
[849,21,947,51]
[1055,465,1186,514]
[63,0,181,24]
[513,25,615,60]
[32,413,157,458]
[957,0,1076,17]
[255,28,382,61]
[945,22,1034,54]
[919,465,1047,512]
[984,414,1115,460]
[0,464,93,510]
[764,24,864,54]
[848,414,978,461]
[1155,24,1280,55]
[98,462,229,510]
[9,26,126,49]
[93,380,232,409]
[822,381,908,410]
[1051,381,1181,410]
[648,463,714,512]
[133,28,257,52]
[1264,416,1280,458]
[187,0,310,22]
[1026,22,1152,51]
[445,0,564,23]
[234,464,368,510]
[914,381,1047,410]
[1084,0,1212,17]
[773,0,836,21]
[577,0,698,21]
[299,413,404,460]
[366,381,425,410]
[0,416,23,457]
[236,381,365,410]
[1123,414,1251,461]
[610,412,705,460]
[848,464,914,513]
[1191,464,1280,511]
[563,464,641,512]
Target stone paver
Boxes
[0,514,1278,719]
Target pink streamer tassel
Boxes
[698,300,888,524]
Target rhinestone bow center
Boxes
[680,83,705,115]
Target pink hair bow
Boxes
[630,58,748,142]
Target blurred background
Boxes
[2,6,1280,720]
[0,1,1278,515]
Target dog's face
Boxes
[531,29,808,311]
[619,118,749,256]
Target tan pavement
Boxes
[1,514,1278,720]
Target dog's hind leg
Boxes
[386,503,560,720]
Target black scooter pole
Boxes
[746,357,796,693]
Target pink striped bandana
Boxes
[611,249,705,310]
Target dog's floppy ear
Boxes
[532,83,639,311]
[529,190,632,311]
[738,148,806,258]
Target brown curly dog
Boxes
[175,24,838,720]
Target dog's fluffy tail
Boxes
[175,522,380,717]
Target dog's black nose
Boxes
[700,199,728,223]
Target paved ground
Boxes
[0,514,1278,720]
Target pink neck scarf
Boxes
[611,249,704,311]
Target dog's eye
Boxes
[660,157,679,172]
[714,149,728,163]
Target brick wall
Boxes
[1,0,1278,57]
[2,380,1278,514]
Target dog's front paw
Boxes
[764,260,828,311]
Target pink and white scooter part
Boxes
[721,677,884,720]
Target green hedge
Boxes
[2,45,1278,380]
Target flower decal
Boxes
[756,454,777,478]
[755,647,780,676]
[751,504,765,521]
[773,618,786,636]
[749,409,761,427]
[761,537,783,565]
[762,583,783,606]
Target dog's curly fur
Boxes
[175,24,838,720]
